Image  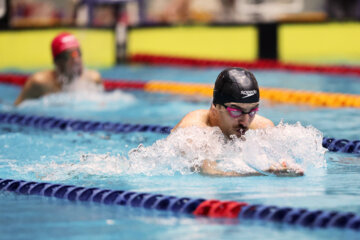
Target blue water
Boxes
[1,65,360,239]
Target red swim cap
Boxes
[51,33,80,58]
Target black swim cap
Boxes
[213,67,260,105]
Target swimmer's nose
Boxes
[237,114,251,125]
[73,56,82,64]
[73,57,83,70]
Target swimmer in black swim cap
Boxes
[211,67,262,137]
[173,68,304,177]
[213,67,259,105]
[174,67,273,138]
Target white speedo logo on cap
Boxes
[241,90,257,98]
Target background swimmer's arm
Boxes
[93,71,102,85]
[200,160,304,177]
[172,110,209,131]
[14,76,46,106]
[250,115,275,129]
[86,70,102,85]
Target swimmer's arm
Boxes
[200,160,303,177]
[14,76,45,106]
[87,70,102,85]
[93,71,102,85]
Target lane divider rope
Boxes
[322,137,360,154]
[0,112,172,135]
[0,112,359,154]
[1,74,360,108]
[1,178,359,231]
[145,81,360,108]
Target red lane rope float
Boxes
[193,200,248,218]
[130,54,360,77]
[0,73,147,91]
[0,73,27,86]
[1,73,360,108]
[103,79,146,91]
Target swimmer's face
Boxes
[55,48,83,80]
[215,102,259,138]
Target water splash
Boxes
[10,153,129,181]
[17,79,136,111]
[238,121,326,173]
[10,122,326,180]
[61,75,103,93]
[124,122,326,176]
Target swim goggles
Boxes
[222,104,259,118]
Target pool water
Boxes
[0,65,360,239]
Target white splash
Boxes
[11,153,128,181]
[237,122,327,172]
[11,122,326,180]
[18,79,136,111]
[123,122,326,176]
[62,76,103,93]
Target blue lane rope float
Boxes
[0,112,172,135]
[0,178,204,214]
[1,112,359,154]
[322,137,360,154]
[1,178,360,231]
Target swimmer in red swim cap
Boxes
[15,32,102,105]
[173,68,303,177]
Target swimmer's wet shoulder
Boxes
[173,106,273,132]
[173,109,209,130]
[14,70,59,105]
[31,71,60,90]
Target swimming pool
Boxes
[1,65,360,239]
